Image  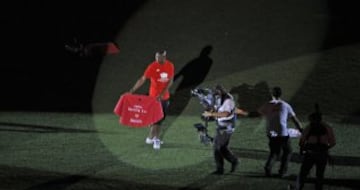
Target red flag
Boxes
[114,93,163,127]
[106,42,120,54]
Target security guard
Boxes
[295,104,336,190]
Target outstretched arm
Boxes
[235,108,249,116]
[202,111,231,118]
[129,75,146,93]
[290,116,303,132]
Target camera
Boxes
[191,87,220,145]
[190,88,220,120]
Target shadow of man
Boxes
[169,45,213,115]
[230,81,271,114]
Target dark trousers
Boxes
[213,129,237,172]
[295,152,328,190]
[154,100,170,125]
[265,136,292,174]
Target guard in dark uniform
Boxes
[295,104,336,190]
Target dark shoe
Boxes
[264,167,271,177]
[211,170,224,175]
[230,159,239,173]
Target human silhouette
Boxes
[230,81,271,115]
[170,45,213,115]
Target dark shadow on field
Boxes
[289,48,360,115]
[309,178,360,190]
[161,46,213,140]
[244,172,360,190]
[341,110,360,124]
[232,148,360,167]
[230,81,271,113]
[181,171,360,190]
[0,0,148,112]
[0,162,226,190]
[26,175,87,190]
[160,142,211,151]
[0,122,97,133]
[290,1,360,115]
[242,171,297,179]
[178,173,223,190]
[169,45,214,116]
[323,0,360,49]
[0,165,179,190]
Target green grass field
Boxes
[0,111,359,190]
[1,0,360,189]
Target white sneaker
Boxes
[153,139,161,150]
[145,137,153,144]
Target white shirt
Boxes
[216,97,235,133]
[259,99,295,137]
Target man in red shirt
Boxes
[129,50,174,150]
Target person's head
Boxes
[309,103,322,123]
[214,84,227,96]
[271,86,282,99]
[214,84,232,104]
[200,45,213,57]
[155,50,167,64]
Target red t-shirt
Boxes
[144,60,174,100]
[114,93,164,127]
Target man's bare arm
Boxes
[291,116,303,132]
[158,77,173,99]
[130,76,146,93]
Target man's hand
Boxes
[156,94,163,101]
[202,111,213,117]
[235,108,249,116]
[298,127,304,133]
[156,96,161,101]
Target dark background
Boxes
[1,0,147,112]
[0,0,359,113]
